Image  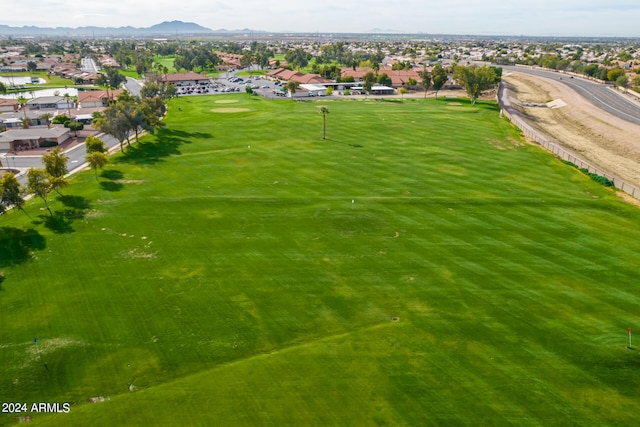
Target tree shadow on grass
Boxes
[0,227,46,267]
[39,210,77,234]
[57,194,92,210]
[115,128,212,166]
[98,169,124,192]
[31,194,92,234]
[100,169,124,181]
[100,181,123,192]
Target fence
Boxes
[497,82,640,199]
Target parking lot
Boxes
[174,74,325,100]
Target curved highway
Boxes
[503,66,640,126]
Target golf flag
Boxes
[629,328,631,334]
[34,337,37,343]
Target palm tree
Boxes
[17,96,28,119]
[39,112,52,128]
[63,93,73,118]
[320,106,329,140]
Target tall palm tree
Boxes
[17,96,28,119]
[63,93,73,118]
[39,112,52,128]
[320,106,330,140]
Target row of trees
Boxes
[92,79,172,152]
[0,147,68,216]
[0,137,110,217]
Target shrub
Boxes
[39,140,59,148]
[564,161,615,187]
[52,114,70,125]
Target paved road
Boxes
[124,77,143,97]
[3,133,121,186]
[81,57,99,74]
[503,66,640,126]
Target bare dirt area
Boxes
[503,71,640,189]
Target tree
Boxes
[245,85,253,95]
[453,65,496,105]
[285,81,299,98]
[607,67,626,82]
[26,168,52,214]
[85,152,109,181]
[399,87,407,99]
[319,106,329,140]
[17,96,28,119]
[431,64,448,99]
[377,73,392,87]
[93,108,129,152]
[419,69,431,98]
[27,61,37,72]
[85,136,107,154]
[0,82,7,94]
[67,121,84,137]
[52,114,70,125]
[39,112,52,128]
[63,93,73,118]
[0,172,25,214]
[42,147,69,195]
[363,71,376,96]
[615,75,629,89]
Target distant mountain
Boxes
[0,20,215,36]
[146,21,213,34]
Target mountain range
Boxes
[0,20,263,37]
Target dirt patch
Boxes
[486,137,524,150]
[616,191,640,208]
[123,248,156,259]
[115,180,144,184]
[214,99,239,104]
[504,72,640,189]
[211,108,250,113]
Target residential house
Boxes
[78,89,124,108]
[0,127,70,151]
[0,99,19,113]
[26,96,74,111]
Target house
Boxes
[0,99,19,113]
[267,68,329,85]
[26,96,74,111]
[0,127,70,151]
[78,89,124,108]
[161,72,210,87]
[0,110,45,128]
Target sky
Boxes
[4,0,640,37]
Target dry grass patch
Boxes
[211,108,250,113]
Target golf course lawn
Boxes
[1,95,640,426]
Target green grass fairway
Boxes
[2,95,640,426]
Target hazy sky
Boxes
[5,0,640,37]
